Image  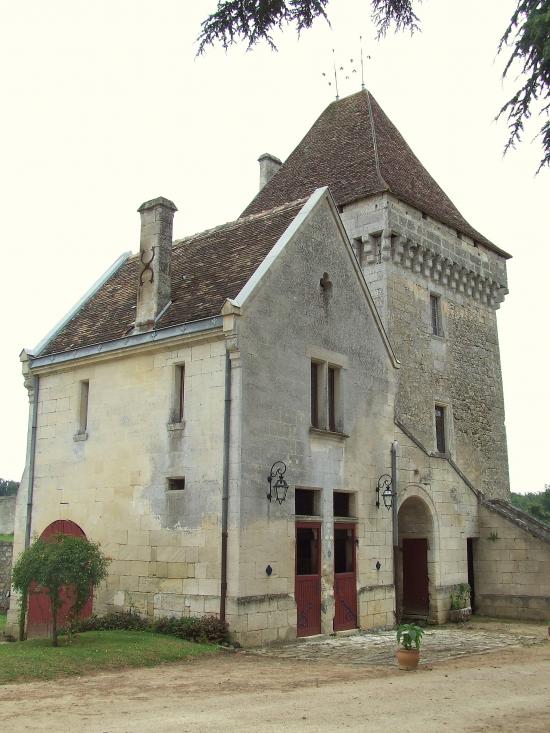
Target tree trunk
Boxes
[18,589,28,641]
[51,601,58,647]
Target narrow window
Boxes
[172,364,185,423]
[311,362,320,428]
[328,366,336,431]
[78,380,89,434]
[430,294,442,336]
[167,477,185,491]
[353,238,363,268]
[374,234,382,264]
[333,491,353,517]
[435,405,446,453]
[295,489,318,516]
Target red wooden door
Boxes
[402,538,429,615]
[333,524,358,631]
[295,522,321,637]
[27,520,93,637]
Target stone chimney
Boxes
[135,196,177,333]
[258,153,282,191]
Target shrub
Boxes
[77,610,229,645]
[78,609,149,632]
[450,583,471,610]
[12,535,110,646]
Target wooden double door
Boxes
[295,522,357,637]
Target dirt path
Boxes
[1,641,550,732]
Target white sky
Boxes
[0,1,548,492]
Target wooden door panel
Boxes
[333,524,357,631]
[295,523,321,637]
[27,520,92,637]
[402,538,429,614]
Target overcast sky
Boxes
[0,0,548,493]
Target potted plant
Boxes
[449,583,472,623]
[396,623,424,670]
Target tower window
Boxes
[430,294,443,336]
[435,405,446,453]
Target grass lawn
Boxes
[0,533,13,542]
[0,630,217,684]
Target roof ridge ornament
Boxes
[321,44,367,101]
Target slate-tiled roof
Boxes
[40,200,305,357]
[242,90,505,255]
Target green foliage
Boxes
[450,583,471,610]
[197,0,550,171]
[78,609,150,631]
[0,630,216,684]
[197,0,331,54]
[11,535,110,646]
[498,0,550,172]
[0,611,6,632]
[0,478,19,496]
[78,609,230,645]
[511,485,550,524]
[396,622,424,650]
[0,533,14,543]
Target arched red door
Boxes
[27,520,93,637]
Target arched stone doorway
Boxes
[27,520,93,637]
[398,496,435,622]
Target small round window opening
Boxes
[320,272,333,291]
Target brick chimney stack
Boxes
[135,196,177,333]
[258,153,282,191]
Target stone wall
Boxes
[7,334,227,637]
[474,501,550,620]
[0,495,16,535]
[341,194,510,500]
[229,195,399,645]
[0,540,13,611]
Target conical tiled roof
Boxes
[242,90,507,256]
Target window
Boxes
[333,491,354,518]
[78,380,89,434]
[430,294,443,336]
[174,364,185,422]
[328,367,336,432]
[167,477,185,491]
[353,238,363,268]
[311,361,320,428]
[435,405,446,453]
[310,359,343,433]
[295,488,319,516]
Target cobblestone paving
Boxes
[249,627,542,666]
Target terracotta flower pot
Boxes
[396,648,420,671]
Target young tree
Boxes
[12,535,110,646]
[0,478,19,496]
[197,1,550,172]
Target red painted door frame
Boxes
[27,520,93,637]
[295,522,322,637]
[333,523,358,631]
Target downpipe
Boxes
[391,440,400,625]
[220,351,231,623]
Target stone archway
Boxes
[397,496,435,622]
[27,520,93,637]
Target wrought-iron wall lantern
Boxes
[376,473,395,510]
[267,461,289,504]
